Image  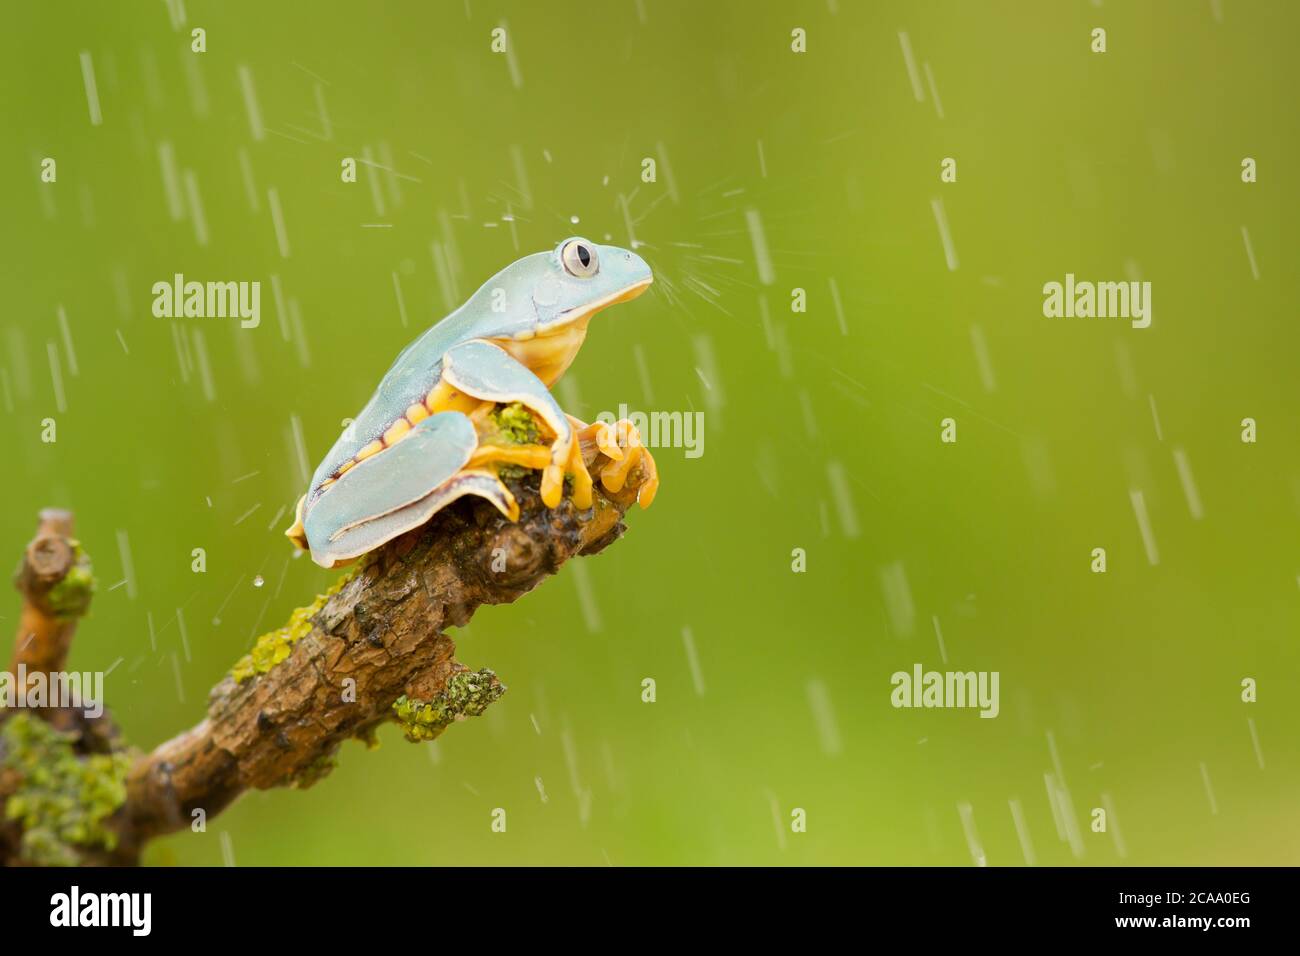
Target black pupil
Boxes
[577,245,591,267]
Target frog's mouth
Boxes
[540,277,653,333]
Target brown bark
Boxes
[9,509,85,680]
[2,437,651,865]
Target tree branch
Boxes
[2,433,651,865]
[140,436,648,858]
[9,509,92,692]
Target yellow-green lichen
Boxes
[488,403,542,479]
[490,402,541,445]
[231,565,360,684]
[45,541,95,619]
[391,668,506,742]
[1,713,131,866]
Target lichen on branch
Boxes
[392,668,506,742]
[1,713,132,866]
[230,565,360,684]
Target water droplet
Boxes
[570,215,580,225]
[253,575,264,588]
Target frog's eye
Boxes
[561,239,599,278]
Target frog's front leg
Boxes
[441,340,587,509]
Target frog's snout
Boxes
[622,248,653,289]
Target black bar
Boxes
[0,866,1280,941]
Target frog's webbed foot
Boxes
[569,416,658,509]
[468,434,596,510]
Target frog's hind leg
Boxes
[303,411,486,567]
[313,470,517,568]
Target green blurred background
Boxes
[2,0,1296,865]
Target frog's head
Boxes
[468,237,651,345]
[528,237,653,333]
